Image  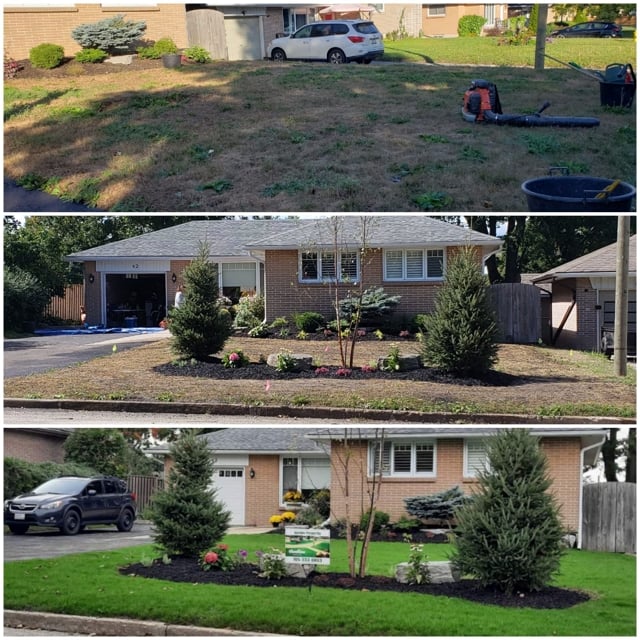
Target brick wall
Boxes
[551,278,599,351]
[264,246,469,323]
[245,455,282,527]
[83,261,101,326]
[4,429,67,463]
[369,4,422,38]
[575,278,598,350]
[4,3,188,60]
[329,436,582,531]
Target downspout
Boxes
[577,436,607,549]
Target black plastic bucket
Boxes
[600,82,635,107]
[522,176,635,212]
[162,53,182,69]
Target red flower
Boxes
[204,551,219,564]
[217,544,229,551]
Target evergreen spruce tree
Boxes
[451,429,565,594]
[420,246,498,377]
[169,243,232,361]
[150,431,230,557]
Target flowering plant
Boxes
[336,368,352,377]
[269,514,283,525]
[281,511,297,522]
[283,490,303,502]
[361,364,377,373]
[403,534,431,584]
[256,549,288,580]
[315,366,330,375]
[199,543,238,571]
[222,349,249,368]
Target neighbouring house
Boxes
[532,236,636,354]
[4,427,73,463]
[66,216,501,328]
[4,3,508,62]
[155,427,607,548]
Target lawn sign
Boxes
[285,527,330,565]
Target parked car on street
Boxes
[551,21,621,38]
[267,20,384,64]
[4,475,136,535]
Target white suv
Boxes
[267,20,384,64]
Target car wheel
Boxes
[271,48,286,62]
[60,510,82,535]
[363,59,373,65]
[328,49,347,64]
[116,508,135,532]
[8,523,29,535]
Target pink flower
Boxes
[229,353,240,362]
[315,367,330,375]
[336,368,352,377]
[204,552,218,564]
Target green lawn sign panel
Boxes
[285,527,330,565]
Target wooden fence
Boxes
[582,482,636,553]
[487,283,541,344]
[44,284,84,322]
[127,475,165,514]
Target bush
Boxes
[404,486,470,527]
[149,431,230,557]
[137,37,178,59]
[233,294,264,329]
[75,48,108,63]
[339,286,401,325]
[451,429,565,595]
[360,509,390,533]
[458,15,486,37]
[169,243,232,360]
[71,14,147,54]
[307,489,331,519]
[64,428,128,477]
[29,43,65,69]
[4,457,96,500]
[419,246,498,377]
[3,266,50,331]
[293,311,325,332]
[183,45,212,63]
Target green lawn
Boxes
[4,535,636,636]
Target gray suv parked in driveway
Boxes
[4,475,136,535]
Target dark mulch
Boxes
[9,56,166,80]
[153,360,519,386]
[120,558,590,610]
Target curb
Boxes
[4,397,635,424]
[4,611,279,637]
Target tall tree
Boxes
[64,428,129,477]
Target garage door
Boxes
[225,16,263,60]
[211,468,245,525]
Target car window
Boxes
[86,480,103,495]
[32,477,89,495]
[353,22,379,34]
[311,24,332,37]
[333,23,349,35]
[103,479,118,493]
[293,25,313,39]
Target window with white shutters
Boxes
[299,250,359,283]
[384,248,445,281]
[370,441,436,476]
[464,440,489,477]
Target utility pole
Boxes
[534,4,549,71]
[614,216,630,376]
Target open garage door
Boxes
[105,273,166,328]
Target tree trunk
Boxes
[601,428,619,481]
[534,4,549,71]
[625,428,636,483]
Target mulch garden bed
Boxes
[120,557,590,610]
[153,360,519,386]
[8,56,165,80]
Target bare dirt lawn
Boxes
[3,336,635,419]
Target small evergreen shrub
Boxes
[458,15,486,37]
[183,45,212,63]
[29,43,65,69]
[360,509,390,533]
[75,48,108,63]
[233,294,264,329]
[404,486,471,527]
[293,311,325,332]
[137,37,178,59]
[339,286,401,325]
[451,429,566,595]
[71,14,147,54]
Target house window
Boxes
[428,5,446,17]
[384,248,444,281]
[370,441,436,477]
[464,439,489,478]
[299,250,359,283]
[281,456,330,499]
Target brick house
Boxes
[532,235,636,353]
[155,427,606,549]
[66,216,501,328]
[4,3,508,61]
[4,427,73,463]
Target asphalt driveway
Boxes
[4,330,170,378]
[4,178,103,212]
[3,523,155,561]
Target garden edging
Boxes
[3,397,635,424]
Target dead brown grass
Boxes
[3,337,635,418]
[4,60,636,212]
